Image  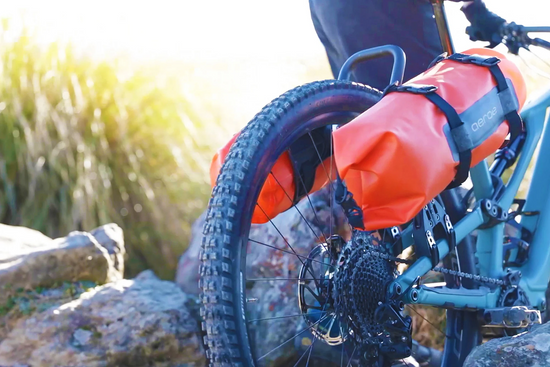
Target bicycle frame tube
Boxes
[391,88,550,310]
[431,0,455,54]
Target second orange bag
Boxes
[333,48,527,230]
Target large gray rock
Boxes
[0,224,124,303]
[0,272,205,367]
[464,322,550,367]
[175,211,206,295]
[90,223,126,276]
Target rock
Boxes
[0,281,98,341]
[0,224,123,304]
[135,269,160,282]
[90,223,125,275]
[175,211,206,295]
[0,276,205,367]
[464,322,550,367]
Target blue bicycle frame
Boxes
[393,4,550,311]
[393,88,550,311]
[338,0,550,314]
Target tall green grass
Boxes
[0,25,215,279]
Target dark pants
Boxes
[309,0,445,91]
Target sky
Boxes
[2,0,549,134]
[2,0,549,63]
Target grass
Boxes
[0,23,219,279]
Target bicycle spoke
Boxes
[329,134,334,240]
[307,132,335,240]
[248,239,335,269]
[269,172,325,247]
[406,305,450,338]
[292,343,314,367]
[346,345,357,367]
[296,171,336,263]
[256,204,321,285]
[301,284,330,367]
[257,314,330,361]
[248,312,326,323]
[304,336,316,367]
[308,132,332,185]
[297,172,329,239]
[256,256,333,364]
[303,285,326,304]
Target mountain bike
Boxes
[199,1,550,366]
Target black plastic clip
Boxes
[383,226,404,257]
[503,237,530,267]
[412,198,456,267]
[427,52,448,69]
[382,83,438,97]
[444,214,456,253]
[448,53,501,67]
[334,178,364,229]
[509,198,540,219]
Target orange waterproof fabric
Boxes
[210,133,335,224]
[333,48,527,230]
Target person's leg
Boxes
[309,0,444,90]
[308,0,342,79]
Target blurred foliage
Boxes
[408,306,446,351]
[0,24,215,279]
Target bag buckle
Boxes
[449,53,501,67]
[383,83,438,96]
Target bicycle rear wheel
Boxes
[200,80,480,366]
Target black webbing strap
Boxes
[381,53,524,189]
[424,93,472,189]
[488,64,523,142]
[384,83,472,188]
[446,53,523,142]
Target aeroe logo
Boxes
[471,107,498,132]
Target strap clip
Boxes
[383,83,438,96]
[448,53,501,67]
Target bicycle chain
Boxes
[361,247,508,286]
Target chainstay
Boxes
[361,247,507,286]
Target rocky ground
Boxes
[1,188,550,366]
[0,223,204,367]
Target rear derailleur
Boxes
[370,291,413,364]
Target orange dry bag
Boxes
[333,48,527,230]
[209,126,334,224]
